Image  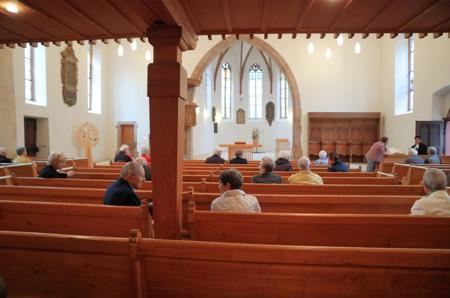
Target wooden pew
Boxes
[189,210,450,248]
[1,230,449,298]
[0,163,37,177]
[0,200,153,237]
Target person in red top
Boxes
[140,146,151,164]
[365,136,388,172]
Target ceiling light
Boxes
[307,42,314,54]
[325,48,332,59]
[130,38,137,51]
[337,34,344,46]
[117,45,124,57]
[145,50,152,62]
[354,42,361,54]
[6,2,19,13]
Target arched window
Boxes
[24,44,47,106]
[408,36,414,112]
[24,45,35,102]
[279,72,289,119]
[221,62,232,119]
[249,63,262,119]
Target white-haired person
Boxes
[104,161,145,206]
[252,156,282,184]
[13,146,32,164]
[205,147,225,164]
[211,169,261,212]
[274,150,292,171]
[287,157,323,185]
[410,168,450,216]
[0,147,12,163]
[140,146,151,164]
[314,150,328,166]
[425,146,441,164]
[114,144,133,162]
[39,152,74,178]
[134,157,152,181]
[404,148,424,164]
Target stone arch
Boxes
[190,35,303,158]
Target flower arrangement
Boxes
[252,128,259,141]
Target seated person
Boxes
[211,169,261,212]
[104,161,145,206]
[411,136,428,155]
[39,152,75,178]
[140,146,151,164]
[205,147,225,164]
[404,148,424,164]
[252,156,282,184]
[0,147,12,163]
[288,157,323,185]
[314,150,328,166]
[274,150,292,171]
[327,152,349,172]
[425,146,441,164]
[114,144,133,162]
[13,146,32,164]
[411,168,450,216]
[229,149,248,164]
[134,157,152,181]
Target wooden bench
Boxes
[0,163,37,177]
[0,200,153,237]
[1,230,449,298]
[189,210,450,248]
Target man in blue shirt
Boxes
[327,152,349,172]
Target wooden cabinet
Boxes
[308,112,381,162]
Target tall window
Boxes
[24,45,35,102]
[87,44,93,111]
[221,62,232,119]
[279,72,289,119]
[407,36,414,112]
[249,63,263,119]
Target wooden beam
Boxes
[278,33,282,39]
[220,0,233,32]
[264,33,268,39]
[390,33,398,39]
[30,42,38,48]
[18,43,27,48]
[6,43,15,49]
[53,41,61,46]
[114,38,121,44]
[306,33,312,39]
[207,35,212,40]
[236,34,239,40]
[41,42,50,47]
[104,0,144,35]
[433,32,443,38]
[221,34,226,40]
[65,41,73,46]
[404,33,412,39]
[363,1,396,31]
[362,33,369,39]
[376,33,384,39]
[398,0,444,31]
[140,37,147,43]
[0,44,4,49]
[432,16,450,31]
[261,0,271,31]
[347,33,355,39]
[295,0,314,30]
[292,33,297,39]
[89,40,97,45]
[320,33,326,39]
[178,0,200,33]
[77,40,85,45]
[330,0,354,30]
[418,33,428,39]
[102,39,110,44]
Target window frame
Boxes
[221,62,232,120]
[87,44,94,112]
[407,36,414,112]
[279,72,289,119]
[24,45,35,103]
[249,63,263,120]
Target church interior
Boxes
[0,0,450,297]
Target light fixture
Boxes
[5,2,19,13]
[307,42,314,54]
[337,34,344,46]
[130,38,137,51]
[354,42,361,54]
[325,48,332,59]
[145,50,152,62]
[117,44,124,57]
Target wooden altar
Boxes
[219,143,263,161]
[308,112,381,162]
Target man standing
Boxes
[411,136,428,155]
[365,137,389,172]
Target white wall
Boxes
[381,37,450,152]
[0,48,17,156]
[108,41,152,156]
[12,43,112,161]
[184,35,383,155]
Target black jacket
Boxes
[0,155,12,163]
[205,154,225,164]
[39,165,68,178]
[328,161,349,172]
[274,158,292,171]
[114,151,132,162]
[252,172,282,184]
[103,178,140,206]
[229,156,248,164]
[411,143,428,155]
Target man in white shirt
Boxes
[211,169,261,213]
[411,168,450,216]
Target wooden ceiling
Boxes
[0,0,449,47]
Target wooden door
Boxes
[24,118,37,157]
[119,124,136,156]
[416,121,444,154]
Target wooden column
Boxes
[147,26,193,239]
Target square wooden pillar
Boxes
[147,26,191,239]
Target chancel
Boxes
[1,0,450,297]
